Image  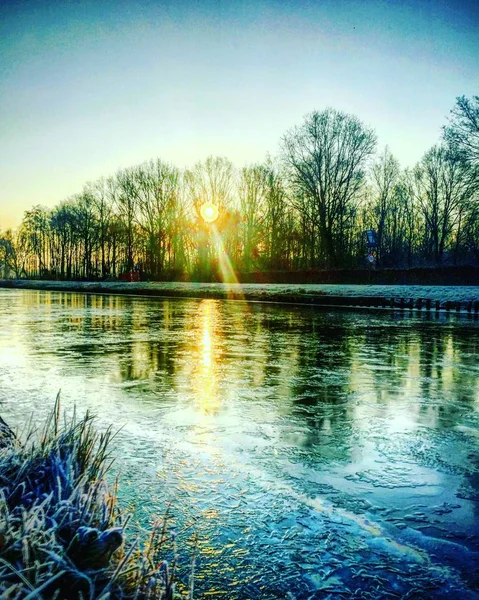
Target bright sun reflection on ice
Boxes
[193,300,220,415]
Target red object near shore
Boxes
[119,271,140,282]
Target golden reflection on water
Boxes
[191,300,221,415]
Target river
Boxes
[0,289,478,599]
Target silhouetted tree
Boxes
[263,159,293,270]
[239,164,267,271]
[413,145,476,264]
[283,108,377,267]
[370,147,401,265]
[444,95,479,167]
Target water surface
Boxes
[1,290,479,599]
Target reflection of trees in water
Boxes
[249,308,301,391]
[117,340,178,383]
[448,331,479,403]
[178,299,224,414]
[16,293,479,516]
[174,301,304,415]
[16,294,479,534]
[24,294,185,385]
[21,292,104,353]
[19,294,479,447]
[284,315,479,461]
[355,325,414,403]
[113,299,184,384]
[344,320,479,431]
[417,326,449,427]
[288,316,356,454]
[415,325,479,428]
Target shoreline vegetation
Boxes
[0,398,183,600]
[0,280,478,312]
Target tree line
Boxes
[1,95,478,281]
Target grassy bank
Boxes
[0,280,478,311]
[240,265,479,285]
[0,398,181,600]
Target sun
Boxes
[200,202,219,223]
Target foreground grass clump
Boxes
[0,399,176,599]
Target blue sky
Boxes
[1,0,478,228]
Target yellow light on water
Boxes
[200,202,219,223]
[193,300,219,415]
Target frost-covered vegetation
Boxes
[0,398,178,600]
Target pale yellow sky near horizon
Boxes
[1,0,478,231]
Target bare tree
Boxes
[74,191,100,278]
[239,164,267,271]
[263,159,292,270]
[370,147,400,264]
[283,109,376,267]
[21,206,51,276]
[0,231,22,278]
[394,172,422,267]
[10,99,479,279]
[187,156,235,215]
[413,145,476,264]
[185,156,237,279]
[50,201,78,278]
[134,160,181,277]
[116,168,138,271]
[444,95,479,167]
[84,178,114,278]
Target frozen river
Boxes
[1,289,479,599]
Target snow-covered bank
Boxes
[0,279,478,308]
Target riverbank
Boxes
[241,265,479,285]
[1,279,479,311]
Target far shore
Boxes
[0,279,478,310]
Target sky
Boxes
[0,0,478,229]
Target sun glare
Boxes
[211,226,241,288]
[200,202,219,223]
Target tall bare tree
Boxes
[116,168,138,271]
[414,145,476,264]
[21,206,51,276]
[0,231,19,278]
[134,160,181,276]
[370,147,400,264]
[84,178,114,278]
[444,95,479,167]
[263,159,292,270]
[239,164,267,271]
[283,109,376,267]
